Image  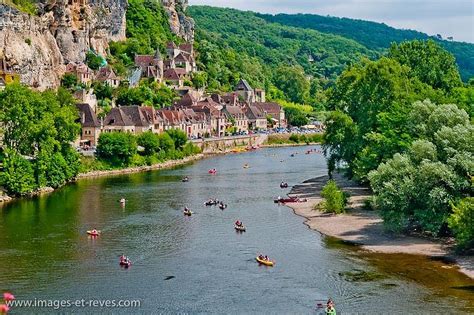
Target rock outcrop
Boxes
[0,0,127,89]
[0,0,193,90]
[162,0,194,42]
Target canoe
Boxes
[256,256,274,266]
[274,197,298,203]
[234,225,246,232]
[119,261,132,268]
[87,230,101,236]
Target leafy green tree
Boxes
[273,65,310,104]
[192,72,208,89]
[61,73,78,89]
[166,129,188,150]
[96,132,137,166]
[319,180,347,214]
[0,149,36,195]
[93,81,114,100]
[284,107,308,127]
[388,40,463,93]
[157,133,175,152]
[448,198,474,250]
[137,132,160,156]
[85,52,103,71]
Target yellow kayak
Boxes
[256,256,274,266]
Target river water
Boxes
[0,147,472,314]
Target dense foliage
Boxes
[189,5,370,111]
[259,13,474,81]
[323,40,473,246]
[96,130,200,168]
[0,84,81,195]
[115,80,178,108]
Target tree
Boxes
[273,65,310,104]
[137,132,160,156]
[61,73,78,89]
[388,40,463,93]
[157,133,175,152]
[192,72,208,89]
[85,52,103,71]
[96,132,137,166]
[165,129,187,150]
[448,198,474,250]
[319,180,347,214]
[0,149,36,195]
[93,81,114,100]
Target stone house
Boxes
[254,102,287,128]
[76,103,101,147]
[103,107,135,134]
[222,105,248,133]
[134,50,164,83]
[73,89,98,112]
[243,104,267,130]
[95,67,120,88]
[66,62,94,85]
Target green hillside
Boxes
[258,13,474,81]
[188,6,377,86]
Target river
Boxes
[0,146,473,314]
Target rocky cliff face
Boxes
[162,0,194,42]
[0,0,127,89]
[0,0,193,90]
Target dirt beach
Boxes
[287,173,474,279]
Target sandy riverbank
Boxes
[287,173,474,279]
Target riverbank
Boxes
[0,154,206,205]
[77,154,205,179]
[287,173,474,279]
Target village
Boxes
[0,40,287,149]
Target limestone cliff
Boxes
[0,0,127,89]
[0,0,193,89]
[161,0,194,42]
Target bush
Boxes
[165,129,187,150]
[61,74,78,89]
[319,180,347,214]
[137,131,160,156]
[289,134,299,143]
[0,150,36,195]
[96,132,137,166]
[448,198,474,250]
[85,52,104,71]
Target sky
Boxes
[189,0,474,43]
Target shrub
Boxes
[289,134,300,143]
[137,131,160,156]
[319,180,347,214]
[165,129,187,150]
[448,198,474,250]
[96,132,137,166]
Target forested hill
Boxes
[188,6,376,88]
[258,13,474,81]
[188,6,473,83]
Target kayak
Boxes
[87,230,101,236]
[234,225,246,232]
[256,256,274,266]
[325,307,336,315]
[184,211,193,216]
[119,260,132,268]
[280,183,289,188]
[182,178,189,182]
[219,204,227,210]
[208,169,217,174]
[274,197,298,203]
